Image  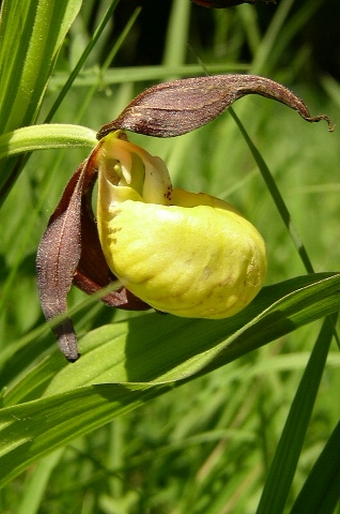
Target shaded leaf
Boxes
[97,75,333,139]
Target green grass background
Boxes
[0,0,339,512]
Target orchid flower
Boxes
[36,74,332,361]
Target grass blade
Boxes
[0,0,81,133]
[290,420,340,514]
[44,0,121,124]
[255,315,336,514]
[0,0,82,205]
[17,450,64,514]
[228,106,314,273]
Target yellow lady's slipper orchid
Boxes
[97,132,267,319]
[37,74,331,360]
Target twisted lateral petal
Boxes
[36,139,150,362]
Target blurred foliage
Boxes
[0,0,339,512]
[106,0,340,80]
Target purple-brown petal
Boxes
[97,75,333,139]
[37,141,151,361]
[36,161,86,362]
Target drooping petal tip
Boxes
[97,75,334,139]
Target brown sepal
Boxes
[36,142,150,362]
[36,160,86,362]
[97,74,334,140]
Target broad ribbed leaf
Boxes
[0,272,339,487]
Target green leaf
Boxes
[0,272,339,487]
[0,383,169,488]
[0,124,97,159]
[0,0,82,203]
[0,0,82,133]
[290,419,340,514]
[255,315,336,514]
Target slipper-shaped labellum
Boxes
[97,131,267,319]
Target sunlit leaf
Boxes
[0,0,82,203]
[0,273,339,487]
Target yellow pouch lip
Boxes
[98,198,267,320]
[96,132,267,320]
